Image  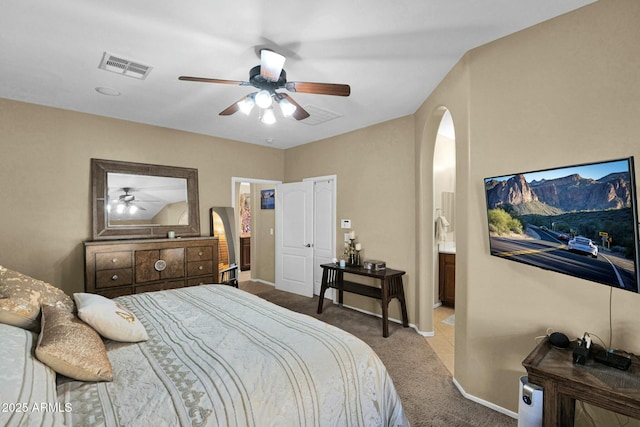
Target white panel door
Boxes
[312,179,335,296]
[275,181,314,297]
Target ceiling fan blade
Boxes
[260,49,286,82]
[285,81,351,97]
[277,94,310,120]
[219,102,240,116]
[179,76,249,86]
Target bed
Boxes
[2,279,409,427]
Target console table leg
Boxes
[396,277,409,327]
[317,268,329,314]
[381,278,390,338]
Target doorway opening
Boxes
[429,108,456,374]
[231,177,281,286]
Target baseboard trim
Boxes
[339,303,434,337]
[251,279,275,287]
[452,377,518,419]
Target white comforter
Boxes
[57,285,409,426]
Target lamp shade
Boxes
[238,97,255,115]
[278,97,297,117]
[254,90,272,109]
[261,108,276,125]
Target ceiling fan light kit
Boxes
[179,49,350,125]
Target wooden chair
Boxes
[219,263,239,288]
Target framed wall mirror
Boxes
[91,159,200,240]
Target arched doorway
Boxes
[427,108,456,374]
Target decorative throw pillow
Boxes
[36,305,113,382]
[0,265,74,331]
[0,323,66,426]
[74,292,148,342]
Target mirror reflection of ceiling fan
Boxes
[179,49,350,124]
[110,187,160,214]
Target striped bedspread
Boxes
[57,285,409,426]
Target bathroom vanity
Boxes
[438,243,456,307]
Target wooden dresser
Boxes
[85,237,218,298]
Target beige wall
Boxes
[251,183,276,283]
[284,115,416,322]
[416,0,640,417]
[0,98,284,294]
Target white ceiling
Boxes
[1,0,594,149]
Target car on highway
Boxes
[567,236,598,258]
[558,233,570,242]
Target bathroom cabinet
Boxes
[438,253,455,307]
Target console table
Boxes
[317,263,409,337]
[522,337,640,426]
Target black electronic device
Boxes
[549,332,570,349]
[594,350,632,371]
[572,333,592,365]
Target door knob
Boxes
[305,243,314,248]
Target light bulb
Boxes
[261,108,276,125]
[116,204,125,214]
[238,97,255,115]
[279,97,297,117]
[129,205,138,214]
[255,90,272,109]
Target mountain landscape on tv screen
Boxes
[485,172,631,215]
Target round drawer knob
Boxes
[198,251,203,256]
[198,265,204,270]
[112,258,118,263]
[111,275,119,281]
[154,259,167,272]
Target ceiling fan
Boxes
[179,49,350,123]
[112,188,151,213]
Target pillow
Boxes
[36,304,113,382]
[0,265,74,331]
[0,323,65,426]
[74,292,149,342]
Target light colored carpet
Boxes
[239,281,516,427]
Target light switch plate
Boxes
[340,219,351,229]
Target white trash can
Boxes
[518,375,543,427]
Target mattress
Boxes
[57,285,409,426]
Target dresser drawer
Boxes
[135,280,185,294]
[95,251,132,270]
[187,260,213,277]
[96,287,134,298]
[187,275,215,287]
[187,246,213,262]
[96,268,133,289]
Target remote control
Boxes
[594,350,632,371]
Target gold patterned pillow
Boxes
[36,305,113,382]
[0,266,74,331]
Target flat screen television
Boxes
[484,157,640,293]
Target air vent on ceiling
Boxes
[300,105,343,126]
[98,52,152,80]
